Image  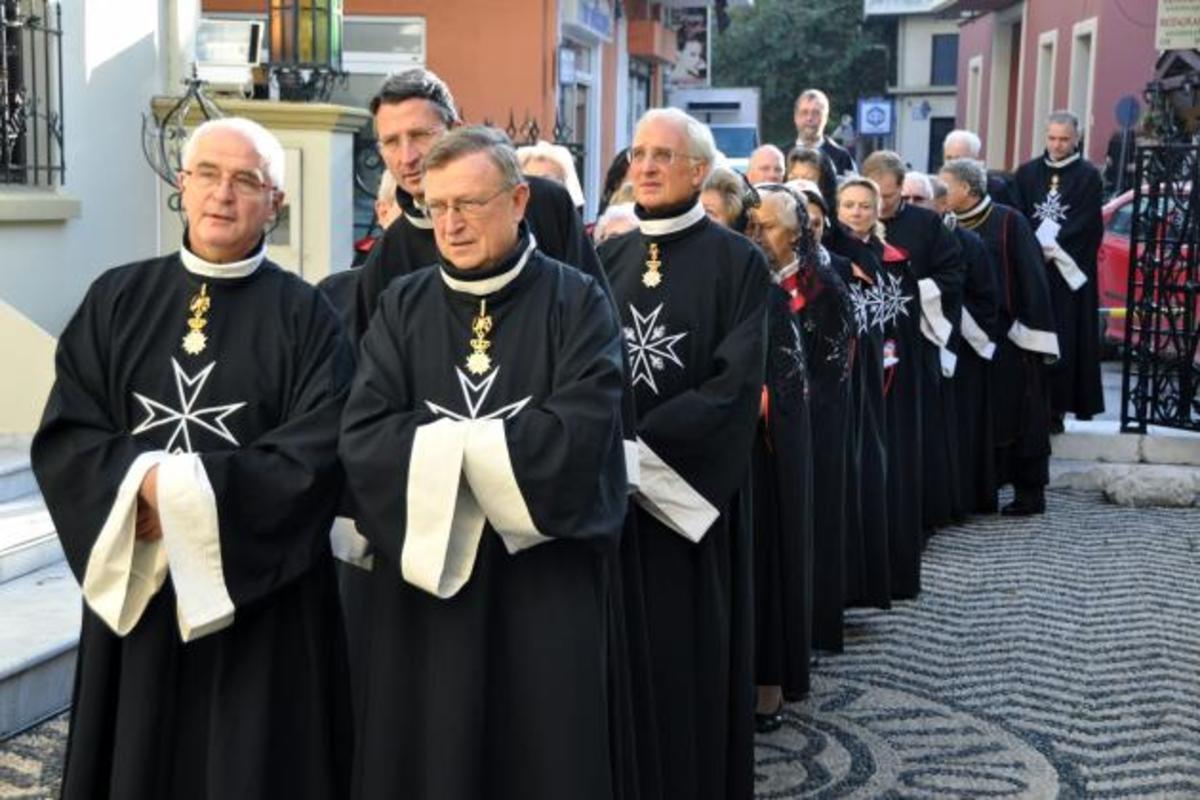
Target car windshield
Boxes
[710,126,757,158]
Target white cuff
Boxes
[624,439,641,495]
[939,346,958,378]
[463,419,548,555]
[157,453,235,642]
[1048,246,1088,291]
[960,308,997,361]
[633,438,719,543]
[330,516,374,571]
[402,419,485,599]
[1007,319,1060,359]
[918,278,953,347]
[82,451,170,636]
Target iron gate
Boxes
[1119,144,1200,433]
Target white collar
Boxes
[956,195,993,221]
[1044,151,1081,169]
[179,240,266,278]
[404,209,434,230]
[773,260,799,284]
[637,201,707,237]
[438,235,537,297]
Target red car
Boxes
[1097,187,1194,352]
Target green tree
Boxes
[712,0,889,147]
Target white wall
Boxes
[892,16,959,173]
[0,1,172,337]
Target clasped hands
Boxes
[137,465,163,542]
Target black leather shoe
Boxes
[755,710,783,734]
[1001,497,1046,516]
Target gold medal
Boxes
[466,299,494,375]
[182,283,211,356]
[642,243,663,288]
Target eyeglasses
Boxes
[627,146,700,167]
[377,127,444,154]
[183,166,273,196]
[426,186,511,222]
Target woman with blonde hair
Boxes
[837,176,926,605]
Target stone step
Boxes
[0,449,37,505]
[1052,419,1200,466]
[1050,458,1200,507]
[0,561,79,740]
[0,496,62,584]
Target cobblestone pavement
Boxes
[5,489,1198,799]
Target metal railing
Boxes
[1119,143,1200,433]
[1,0,63,186]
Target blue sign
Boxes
[1115,95,1142,129]
[858,97,893,135]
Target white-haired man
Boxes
[599,106,769,799]
[942,127,1016,206]
[343,126,632,800]
[791,88,856,174]
[1012,109,1105,429]
[746,143,786,184]
[940,157,1059,516]
[32,117,353,798]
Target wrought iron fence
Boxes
[1119,144,1200,433]
[1,0,63,186]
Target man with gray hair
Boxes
[791,87,857,174]
[940,157,1059,516]
[943,127,1016,206]
[746,143,786,184]
[33,116,354,797]
[600,106,769,798]
[356,67,606,338]
[343,126,633,799]
[1012,109,1105,428]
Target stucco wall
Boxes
[0,1,168,337]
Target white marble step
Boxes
[1052,419,1200,466]
[0,449,36,505]
[0,496,61,584]
[0,561,79,739]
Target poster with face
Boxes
[666,7,710,88]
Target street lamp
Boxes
[266,0,344,101]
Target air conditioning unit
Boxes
[194,19,264,97]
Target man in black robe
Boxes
[600,108,768,799]
[788,88,857,175]
[341,127,632,800]
[864,151,964,534]
[32,118,353,799]
[355,68,604,336]
[1012,110,1106,427]
[941,158,1060,515]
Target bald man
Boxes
[746,144,785,184]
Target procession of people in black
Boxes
[33,64,1106,799]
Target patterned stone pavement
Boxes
[4,489,1199,799]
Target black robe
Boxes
[341,240,632,800]
[882,203,964,534]
[819,136,856,175]
[956,198,1059,490]
[1013,152,1106,418]
[355,176,605,336]
[32,250,354,800]
[752,287,813,699]
[789,256,853,651]
[868,236,924,600]
[599,200,768,800]
[828,225,891,609]
[952,223,1001,514]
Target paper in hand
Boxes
[1035,218,1061,250]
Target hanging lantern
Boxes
[266,0,344,101]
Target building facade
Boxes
[950,0,1158,169]
[866,0,962,172]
